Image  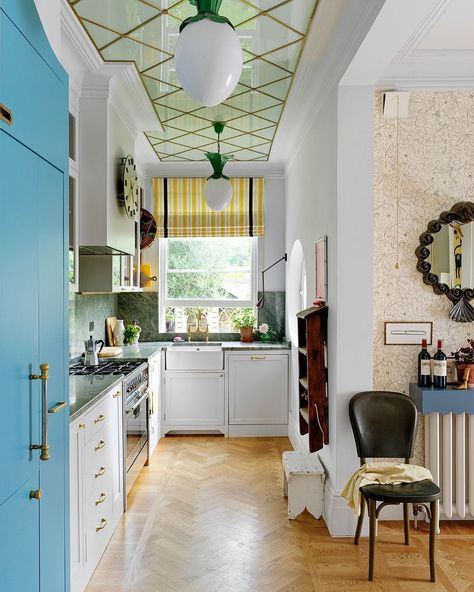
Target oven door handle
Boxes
[125,388,150,415]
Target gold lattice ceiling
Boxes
[68,0,319,162]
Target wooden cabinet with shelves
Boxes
[297,306,328,452]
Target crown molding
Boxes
[273,0,386,175]
[61,0,162,141]
[141,161,287,180]
[377,75,474,90]
[61,0,102,72]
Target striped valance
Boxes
[152,178,264,238]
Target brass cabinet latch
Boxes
[29,489,42,500]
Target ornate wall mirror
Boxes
[416,202,474,322]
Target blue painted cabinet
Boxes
[0,2,69,591]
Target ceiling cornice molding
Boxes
[61,0,102,73]
[377,75,474,90]
[395,0,451,61]
[273,0,386,175]
[61,0,162,141]
[141,161,287,180]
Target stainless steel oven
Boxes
[123,364,150,502]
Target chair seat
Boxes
[361,479,440,503]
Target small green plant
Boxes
[124,322,141,344]
[231,308,255,330]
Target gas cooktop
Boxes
[69,359,144,376]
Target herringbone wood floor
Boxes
[86,437,474,592]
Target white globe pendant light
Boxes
[204,177,233,211]
[204,122,234,211]
[175,0,243,107]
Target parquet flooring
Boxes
[86,437,474,592]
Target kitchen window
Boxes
[159,237,257,333]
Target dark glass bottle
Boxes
[433,339,447,389]
[418,339,431,387]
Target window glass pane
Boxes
[166,238,253,302]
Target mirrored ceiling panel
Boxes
[68,0,319,161]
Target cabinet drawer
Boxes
[85,489,113,564]
[84,426,115,502]
[83,390,118,443]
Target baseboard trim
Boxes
[228,424,288,437]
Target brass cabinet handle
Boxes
[95,492,107,506]
[79,423,85,429]
[0,103,12,125]
[29,489,42,500]
[95,466,106,478]
[113,390,121,398]
[30,363,50,461]
[95,440,106,451]
[96,518,107,532]
[94,414,106,424]
[250,356,266,360]
[48,401,67,414]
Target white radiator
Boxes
[425,412,474,519]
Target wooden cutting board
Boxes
[98,346,123,358]
[105,317,117,346]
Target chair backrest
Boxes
[349,391,418,461]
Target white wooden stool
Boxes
[282,451,325,519]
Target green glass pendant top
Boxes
[180,0,235,32]
[204,152,233,180]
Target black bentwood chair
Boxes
[348,391,440,582]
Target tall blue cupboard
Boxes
[0,1,69,591]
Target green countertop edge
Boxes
[69,375,123,423]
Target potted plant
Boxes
[258,322,272,342]
[452,339,474,384]
[165,309,175,332]
[232,309,255,343]
[124,321,141,345]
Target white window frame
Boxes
[159,237,258,331]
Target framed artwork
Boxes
[384,321,433,345]
[315,237,328,302]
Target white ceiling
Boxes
[418,0,474,51]
[380,0,474,87]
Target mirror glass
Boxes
[428,221,474,290]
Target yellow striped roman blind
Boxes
[152,178,264,238]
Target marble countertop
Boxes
[69,375,123,422]
[115,340,290,360]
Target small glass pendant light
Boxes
[204,122,233,211]
[174,0,243,107]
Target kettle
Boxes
[84,335,104,366]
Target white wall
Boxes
[33,0,61,59]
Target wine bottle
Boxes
[418,339,431,387]
[433,339,447,389]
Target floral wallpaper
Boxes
[373,91,474,463]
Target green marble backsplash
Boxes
[69,292,117,357]
[69,290,285,356]
[117,291,285,342]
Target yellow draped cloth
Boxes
[341,461,433,516]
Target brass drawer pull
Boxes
[29,489,42,500]
[250,356,266,360]
[95,492,107,506]
[95,440,106,451]
[95,466,106,478]
[0,103,12,125]
[94,414,105,424]
[113,390,121,398]
[96,518,107,532]
[48,401,67,414]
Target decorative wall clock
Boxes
[119,154,139,218]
